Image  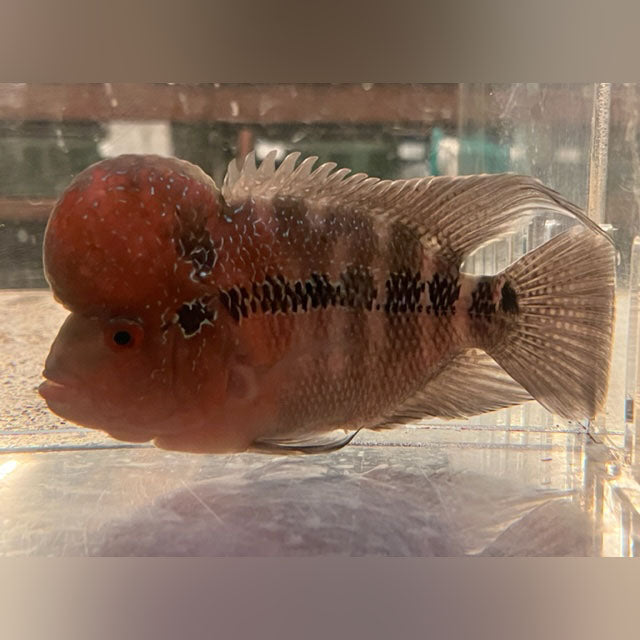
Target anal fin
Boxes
[374,350,532,428]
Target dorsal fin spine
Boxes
[222,150,613,264]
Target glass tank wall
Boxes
[1,84,639,556]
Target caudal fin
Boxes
[487,225,615,419]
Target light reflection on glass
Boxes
[0,459,18,480]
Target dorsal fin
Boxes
[222,151,611,262]
[374,350,532,427]
[250,428,361,455]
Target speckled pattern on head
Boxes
[43,154,221,321]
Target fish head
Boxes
[39,312,180,442]
[38,309,256,450]
[39,154,265,452]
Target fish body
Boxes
[39,152,615,453]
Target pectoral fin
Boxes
[250,428,361,455]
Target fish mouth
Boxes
[38,368,79,402]
[38,372,155,444]
[38,378,73,404]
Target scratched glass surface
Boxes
[0,84,639,556]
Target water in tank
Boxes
[1,83,639,556]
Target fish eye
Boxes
[104,319,144,351]
[113,330,132,346]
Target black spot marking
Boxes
[468,278,495,319]
[272,275,287,312]
[427,273,461,317]
[309,272,334,309]
[294,281,309,311]
[383,270,425,314]
[227,287,249,319]
[500,281,519,314]
[261,281,273,312]
[177,299,214,336]
[175,208,217,279]
[217,267,380,323]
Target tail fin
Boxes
[487,225,615,419]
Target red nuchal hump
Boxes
[43,155,220,317]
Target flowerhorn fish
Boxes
[39,152,615,454]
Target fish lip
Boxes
[38,379,64,392]
[38,378,159,442]
[38,378,73,402]
[40,369,80,389]
[38,369,82,403]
